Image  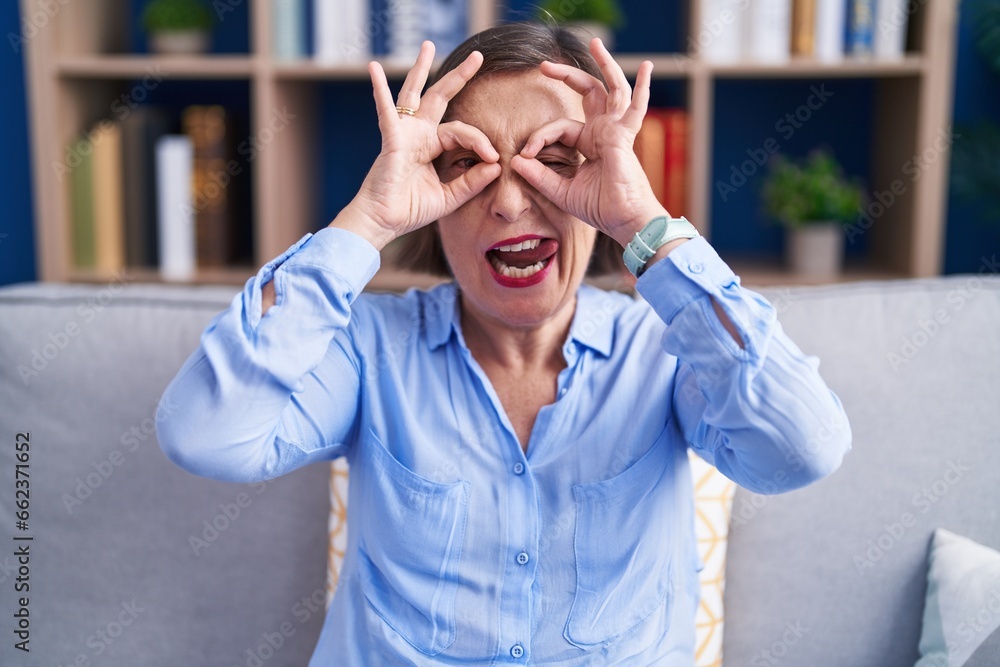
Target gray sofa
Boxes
[1,271,998,666]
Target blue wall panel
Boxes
[0,0,37,285]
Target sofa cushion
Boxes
[723,274,1000,665]
[915,529,1000,666]
[0,282,331,665]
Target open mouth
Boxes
[486,236,559,286]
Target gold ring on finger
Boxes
[395,106,418,116]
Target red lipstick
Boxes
[484,235,558,288]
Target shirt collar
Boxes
[425,283,460,351]
[424,281,618,358]
[566,283,617,357]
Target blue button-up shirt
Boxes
[157,227,851,665]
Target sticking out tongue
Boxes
[488,239,559,269]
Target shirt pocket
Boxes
[356,429,470,656]
[565,439,674,649]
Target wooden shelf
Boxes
[57,55,255,79]
[617,54,924,79]
[706,54,925,79]
[54,53,921,83]
[272,60,437,81]
[616,54,693,78]
[70,266,256,286]
[727,256,907,287]
[21,0,959,285]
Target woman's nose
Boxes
[488,167,531,223]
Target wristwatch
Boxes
[623,215,700,278]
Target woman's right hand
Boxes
[330,41,502,251]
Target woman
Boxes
[157,22,851,665]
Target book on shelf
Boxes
[156,135,196,282]
[182,105,250,270]
[66,122,125,274]
[390,0,424,63]
[312,0,469,64]
[426,0,469,58]
[791,0,817,56]
[847,0,875,56]
[696,0,744,63]
[874,0,909,58]
[695,0,906,63]
[745,0,792,63]
[121,106,171,268]
[698,0,792,63]
[66,103,251,282]
[634,108,689,219]
[371,0,390,55]
[68,134,96,271]
[91,122,126,274]
[814,0,847,61]
[272,0,306,60]
[313,0,371,63]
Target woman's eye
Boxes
[453,157,480,170]
[540,160,575,173]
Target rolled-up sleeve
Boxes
[636,237,851,494]
[156,227,380,483]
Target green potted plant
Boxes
[762,149,864,278]
[536,0,625,50]
[142,0,214,55]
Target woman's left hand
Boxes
[510,39,667,248]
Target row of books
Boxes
[697,0,910,63]
[634,108,689,219]
[272,0,468,64]
[65,106,252,280]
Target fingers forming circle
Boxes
[621,60,653,131]
[395,41,435,112]
[589,38,632,114]
[418,50,485,122]
[538,61,608,119]
[520,118,586,159]
[437,120,499,161]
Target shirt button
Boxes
[689,262,704,274]
[558,386,568,398]
[516,551,529,565]
[513,462,525,475]
[510,644,524,659]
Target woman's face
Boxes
[436,69,598,331]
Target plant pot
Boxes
[563,22,615,51]
[149,30,211,55]
[786,222,844,278]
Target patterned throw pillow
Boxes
[326,451,737,667]
[688,450,738,667]
[326,458,349,601]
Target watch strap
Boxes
[623,215,699,277]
